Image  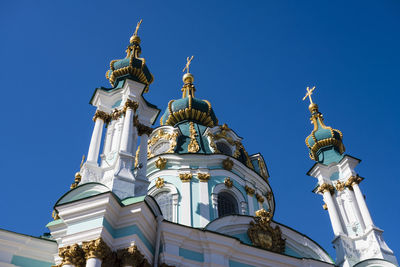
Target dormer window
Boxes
[216,142,232,155]
[154,191,173,221]
[218,192,238,217]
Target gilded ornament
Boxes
[82,237,111,260]
[245,185,255,196]
[93,110,111,123]
[256,193,265,203]
[224,177,233,188]
[247,209,285,253]
[317,183,335,195]
[198,173,210,182]
[52,210,60,220]
[156,177,165,188]
[135,146,140,168]
[323,203,328,210]
[58,244,85,267]
[222,157,234,171]
[335,181,345,191]
[124,99,139,112]
[345,175,363,188]
[148,130,178,155]
[207,132,220,153]
[266,191,273,201]
[155,157,167,170]
[179,173,192,182]
[117,245,145,267]
[188,122,200,153]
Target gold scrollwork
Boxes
[256,193,265,203]
[222,157,234,171]
[266,191,273,201]
[179,173,192,182]
[335,181,345,191]
[156,177,165,188]
[93,110,111,123]
[245,185,255,196]
[206,132,220,153]
[155,157,167,170]
[117,245,145,267]
[188,122,200,153]
[198,173,210,182]
[58,244,85,267]
[345,175,363,189]
[247,209,285,253]
[124,99,139,113]
[82,237,111,260]
[148,129,178,156]
[317,183,335,195]
[224,177,233,188]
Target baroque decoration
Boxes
[179,173,192,182]
[247,209,285,253]
[197,172,210,182]
[155,177,165,188]
[224,177,233,188]
[155,157,167,170]
[222,157,234,171]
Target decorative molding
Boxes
[335,180,345,191]
[179,173,192,182]
[317,183,335,195]
[247,209,285,253]
[198,172,210,182]
[156,177,165,188]
[134,115,153,136]
[82,237,111,260]
[117,245,144,267]
[345,175,363,189]
[93,110,111,123]
[224,177,233,188]
[245,185,255,196]
[58,244,85,267]
[124,99,139,112]
[222,157,234,171]
[266,191,273,201]
[206,132,220,153]
[256,193,264,203]
[188,122,200,153]
[155,157,167,170]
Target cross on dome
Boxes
[303,86,316,104]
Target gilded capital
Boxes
[198,172,210,182]
[345,175,363,188]
[245,185,255,196]
[93,110,111,123]
[82,237,111,260]
[58,244,85,267]
[124,99,139,112]
[222,157,234,171]
[117,245,144,267]
[335,181,345,191]
[179,173,192,182]
[137,123,153,136]
[224,177,233,188]
[317,183,335,195]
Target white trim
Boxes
[148,183,179,223]
[212,183,246,217]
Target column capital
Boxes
[117,245,145,267]
[58,244,85,267]
[345,175,363,188]
[93,110,111,123]
[198,172,210,182]
[179,173,192,182]
[82,237,111,260]
[317,183,335,195]
[134,115,153,136]
[124,99,139,112]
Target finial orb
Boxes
[130,35,141,44]
[183,73,194,84]
[309,103,319,113]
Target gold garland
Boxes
[188,122,200,153]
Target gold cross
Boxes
[134,19,143,36]
[80,155,85,168]
[303,86,316,104]
[183,55,194,73]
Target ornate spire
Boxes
[303,86,345,164]
[181,55,195,98]
[105,19,153,91]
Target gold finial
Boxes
[303,86,316,104]
[134,19,143,36]
[183,55,194,74]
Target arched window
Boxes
[155,191,173,221]
[218,191,238,217]
[216,142,232,155]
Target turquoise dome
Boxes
[305,103,345,163]
[106,35,153,91]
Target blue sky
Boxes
[1,0,399,260]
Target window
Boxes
[218,191,238,217]
[216,142,232,155]
[155,191,173,221]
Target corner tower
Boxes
[303,87,398,267]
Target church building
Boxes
[0,21,397,267]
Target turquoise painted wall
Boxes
[11,255,53,267]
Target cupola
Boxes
[105,19,154,91]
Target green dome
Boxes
[305,103,345,163]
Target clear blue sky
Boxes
[1,0,399,260]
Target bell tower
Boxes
[303,87,397,267]
[79,20,159,199]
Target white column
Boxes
[347,188,366,230]
[131,126,138,157]
[323,190,345,236]
[111,118,123,152]
[198,178,210,227]
[87,112,105,164]
[211,193,218,219]
[86,258,102,267]
[352,183,374,228]
[62,265,74,267]
[181,179,192,226]
[120,108,134,153]
[136,133,149,178]
[103,120,115,155]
